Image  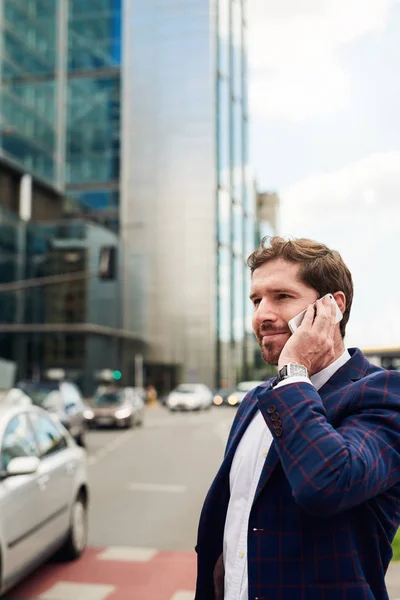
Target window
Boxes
[30,413,68,458]
[217,76,230,186]
[218,188,231,245]
[218,246,231,343]
[1,414,38,470]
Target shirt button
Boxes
[271,412,280,421]
[239,550,245,558]
[267,405,276,414]
[263,450,268,458]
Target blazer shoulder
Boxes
[362,367,400,386]
[357,367,400,403]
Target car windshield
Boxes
[174,385,198,394]
[17,382,59,406]
[95,392,124,405]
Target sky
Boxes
[247,0,400,350]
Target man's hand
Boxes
[278,295,337,375]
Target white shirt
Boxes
[223,349,351,600]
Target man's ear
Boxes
[332,291,346,315]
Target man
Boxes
[195,236,400,600]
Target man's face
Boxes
[250,259,318,366]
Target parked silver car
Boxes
[17,380,87,447]
[0,403,89,596]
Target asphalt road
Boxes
[7,403,400,599]
[86,404,235,550]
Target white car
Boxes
[0,403,89,596]
[227,381,266,406]
[167,384,213,411]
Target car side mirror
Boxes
[6,456,40,477]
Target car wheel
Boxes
[57,493,88,561]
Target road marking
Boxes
[97,546,158,562]
[39,581,115,600]
[170,592,196,600]
[88,429,134,466]
[129,482,187,493]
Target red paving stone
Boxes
[8,547,197,600]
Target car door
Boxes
[28,412,76,550]
[0,413,42,581]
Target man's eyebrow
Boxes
[249,288,298,300]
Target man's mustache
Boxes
[259,325,290,337]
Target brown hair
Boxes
[247,236,354,338]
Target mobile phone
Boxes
[288,293,342,334]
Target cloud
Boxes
[277,151,400,349]
[248,0,399,120]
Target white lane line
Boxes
[88,429,134,466]
[39,582,115,600]
[97,546,158,562]
[129,482,187,493]
[170,592,196,600]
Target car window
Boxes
[1,414,39,470]
[29,413,68,458]
[95,392,124,405]
[60,382,83,413]
[174,385,198,394]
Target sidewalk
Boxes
[387,561,400,599]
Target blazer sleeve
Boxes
[257,370,400,517]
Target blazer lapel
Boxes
[253,441,279,504]
[224,401,259,462]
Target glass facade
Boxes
[216,0,255,387]
[0,0,58,183]
[0,214,144,394]
[66,0,122,232]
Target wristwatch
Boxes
[273,363,308,387]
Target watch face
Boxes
[288,363,307,377]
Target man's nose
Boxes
[254,298,277,324]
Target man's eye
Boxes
[253,299,261,307]
[277,294,291,300]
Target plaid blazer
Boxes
[195,348,400,600]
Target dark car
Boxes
[84,386,145,428]
[212,388,236,407]
[17,380,87,447]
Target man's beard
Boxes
[257,325,290,366]
[260,339,281,366]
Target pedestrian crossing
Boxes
[7,546,196,600]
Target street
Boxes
[5,404,400,599]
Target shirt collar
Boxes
[310,349,351,391]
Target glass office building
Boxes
[0,0,257,390]
[121,0,256,388]
[0,0,59,184]
[66,0,121,233]
[0,210,146,395]
[0,0,122,231]
[217,0,256,387]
